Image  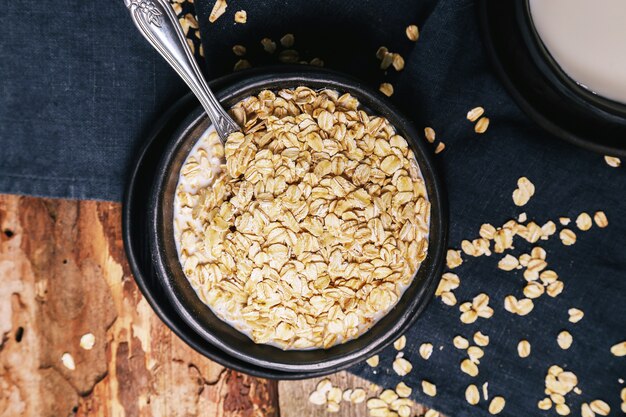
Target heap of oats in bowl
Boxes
[174,87,430,349]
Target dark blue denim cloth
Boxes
[2,0,625,416]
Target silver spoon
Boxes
[124,0,240,142]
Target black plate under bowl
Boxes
[149,67,447,373]
[478,0,626,158]
[123,70,348,379]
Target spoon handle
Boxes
[124,0,240,140]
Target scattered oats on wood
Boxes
[232,44,246,56]
[517,298,534,315]
[261,38,277,53]
[434,142,446,154]
[367,398,388,409]
[518,212,527,223]
[474,116,490,134]
[559,228,577,245]
[317,379,333,394]
[474,331,489,347]
[576,212,592,231]
[393,357,413,376]
[61,353,75,370]
[446,249,463,269]
[604,155,621,167]
[406,25,419,41]
[541,221,557,238]
[424,127,436,143]
[568,308,584,323]
[590,400,611,416]
[309,390,327,405]
[594,211,608,228]
[366,355,380,367]
[467,106,485,122]
[280,33,295,48]
[209,0,227,23]
[398,405,411,417]
[395,382,412,398]
[498,254,519,271]
[234,10,247,23]
[379,83,394,97]
[557,331,573,349]
[512,176,535,206]
[488,396,505,414]
[422,380,437,397]
[80,333,95,350]
[380,389,398,404]
[517,340,531,358]
[538,398,552,410]
[392,54,405,71]
[328,387,342,404]
[559,217,571,225]
[394,335,406,350]
[454,335,470,350]
[350,388,367,404]
[342,389,353,402]
[610,341,626,356]
[465,384,480,405]
[461,358,479,377]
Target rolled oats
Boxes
[512,177,535,206]
[209,0,227,23]
[576,212,592,231]
[604,155,621,167]
[422,380,437,397]
[395,382,412,398]
[557,331,573,349]
[489,396,505,415]
[474,331,489,347]
[610,341,626,356]
[366,355,380,367]
[474,117,490,134]
[446,249,463,269]
[393,357,413,376]
[174,88,430,349]
[467,107,485,122]
[406,25,419,41]
[379,83,394,97]
[394,335,406,350]
[465,384,480,405]
[559,229,576,245]
[568,308,584,323]
[517,340,531,358]
[234,10,247,23]
[419,342,433,359]
[594,211,608,228]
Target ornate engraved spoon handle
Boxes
[124,0,240,141]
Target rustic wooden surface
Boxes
[0,194,432,417]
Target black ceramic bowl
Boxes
[478,0,626,157]
[148,67,447,373]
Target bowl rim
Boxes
[477,0,626,158]
[148,67,448,372]
[519,1,626,119]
